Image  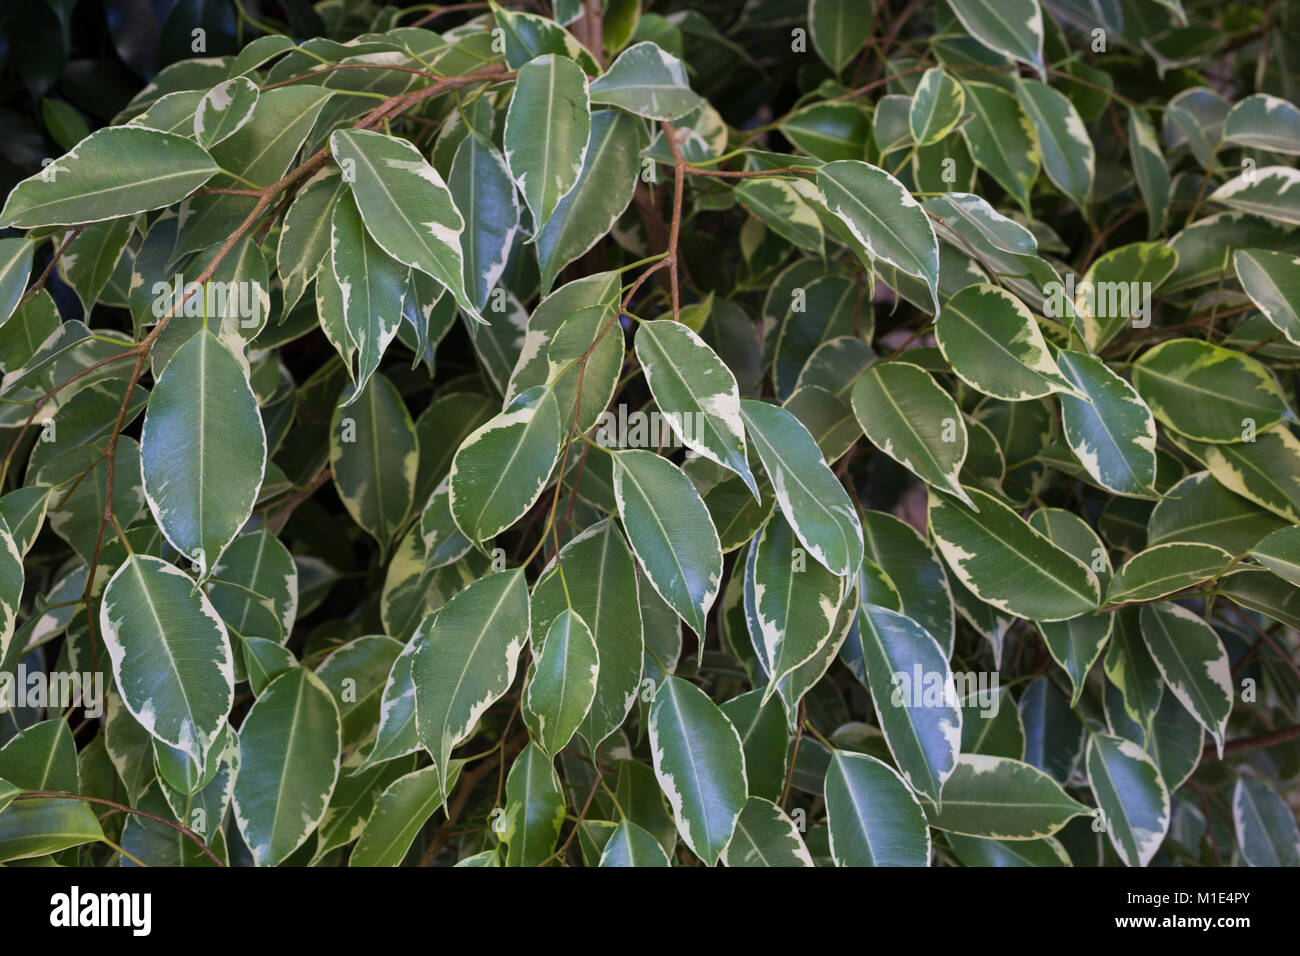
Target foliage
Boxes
[0,0,1298,869]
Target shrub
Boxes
[0,0,1297,869]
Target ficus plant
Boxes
[0,0,1296,871]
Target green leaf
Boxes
[1148,471,1286,554]
[928,755,1089,839]
[330,372,418,551]
[450,384,563,547]
[1105,542,1232,605]
[0,239,35,328]
[1086,732,1169,867]
[648,676,748,866]
[824,750,930,866]
[1210,166,1300,226]
[1015,79,1093,209]
[936,284,1078,400]
[523,609,600,758]
[501,742,565,866]
[946,0,1045,75]
[588,42,702,120]
[734,177,824,254]
[778,102,871,162]
[329,128,480,322]
[1223,93,1300,154]
[1233,778,1300,867]
[739,399,862,577]
[599,819,671,867]
[277,168,345,312]
[193,76,259,148]
[231,666,340,867]
[722,796,814,867]
[100,554,234,767]
[350,765,456,867]
[636,318,757,496]
[1139,601,1232,754]
[929,485,1101,621]
[1249,525,1300,587]
[612,449,722,637]
[0,798,104,861]
[504,54,591,229]
[852,362,973,506]
[1234,248,1300,347]
[140,329,265,577]
[0,126,219,227]
[448,132,520,312]
[536,110,641,293]
[1167,426,1300,523]
[412,568,530,802]
[1127,107,1171,238]
[958,81,1040,214]
[817,160,940,312]
[1055,350,1159,498]
[1131,338,1292,443]
[808,0,874,74]
[910,68,966,147]
[946,833,1070,866]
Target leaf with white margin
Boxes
[1250,525,1300,587]
[448,131,520,312]
[910,67,966,147]
[0,514,21,666]
[862,509,954,656]
[734,177,824,254]
[599,819,670,867]
[0,238,33,327]
[852,362,974,507]
[1086,733,1169,867]
[329,128,480,322]
[824,750,930,866]
[722,797,814,867]
[418,476,473,569]
[531,518,643,746]
[1131,338,1293,443]
[959,81,1040,214]
[739,398,862,577]
[329,372,418,551]
[817,160,940,312]
[140,329,265,578]
[928,485,1101,622]
[1235,248,1300,347]
[207,530,297,644]
[193,76,259,148]
[160,722,239,835]
[1028,508,1112,706]
[936,285,1078,401]
[504,54,591,230]
[412,568,530,804]
[946,833,1071,866]
[523,609,600,758]
[449,385,563,547]
[329,191,408,398]
[612,449,722,637]
[750,510,844,697]
[588,42,703,120]
[1167,426,1300,523]
[928,755,1090,839]
[924,192,1037,255]
[855,603,961,805]
[356,637,422,772]
[636,318,758,497]
[501,741,565,866]
[1224,93,1300,154]
[99,554,234,767]
[648,676,748,866]
[1127,107,1171,239]
[232,667,339,867]
[1139,601,1232,755]
[1209,166,1300,226]
[1233,777,1300,867]
[946,0,1045,76]
[0,126,219,227]
[536,110,642,293]
[1106,542,1232,605]
[350,764,461,867]
[278,168,345,312]
[1055,350,1158,498]
[1071,241,1178,351]
[1015,79,1093,209]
